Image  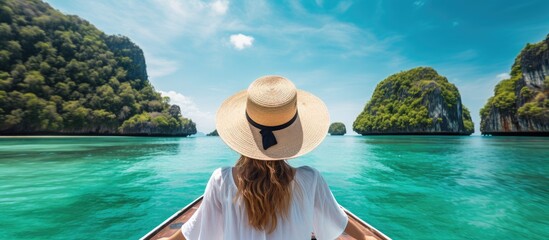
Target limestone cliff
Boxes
[353,67,474,135]
[480,34,549,135]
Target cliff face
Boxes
[480,34,549,135]
[353,67,474,135]
[0,0,196,136]
[105,35,148,85]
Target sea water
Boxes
[0,136,547,239]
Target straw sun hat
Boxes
[216,75,330,161]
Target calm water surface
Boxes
[0,136,547,239]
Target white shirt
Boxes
[181,166,348,240]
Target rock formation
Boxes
[328,122,346,136]
[207,129,218,136]
[353,67,474,135]
[480,34,549,135]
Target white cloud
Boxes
[414,1,425,7]
[64,0,232,47]
[315,0,323,7]
[211,0,229,14]
[153,0,224,38]
[159,90,215,132]
[270,1,402,59]
[496,72,511,80]
[229,33,254,50]
[335,1,353,13]
[254,22,400,58]
[145,54,179,79]
[158,90,199,117]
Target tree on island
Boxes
[328,122,346,136]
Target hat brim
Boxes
[216,90,330,160]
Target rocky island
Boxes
[353,67,474,135]
[328,122,346,136]
[480,34,549,135]
[207,130,218,136]
[0,0,196,136]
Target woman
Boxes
[163,76,373,240]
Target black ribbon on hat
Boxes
[245,111,298,150]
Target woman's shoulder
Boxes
[295,165,321,182]
[208,167,232,186]
[296,165,321,174]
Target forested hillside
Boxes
[353,67,474,135]
[0,0,196,136]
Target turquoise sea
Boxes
[0,136,547,239]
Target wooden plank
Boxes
[141,196,390,240]
[140,197,203,240]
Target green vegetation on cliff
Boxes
[480,34,549,133]
[480,58,523,118]
[328,122,346,135]
[0,0,196,135]
[462,107,474,133]
[354,67,473,135]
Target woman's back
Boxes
[168,76,368,240]
[181,166,348,240]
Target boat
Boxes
[141,196,391,240]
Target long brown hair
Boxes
[234,155,295,233]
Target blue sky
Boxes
[45,0,549,134]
